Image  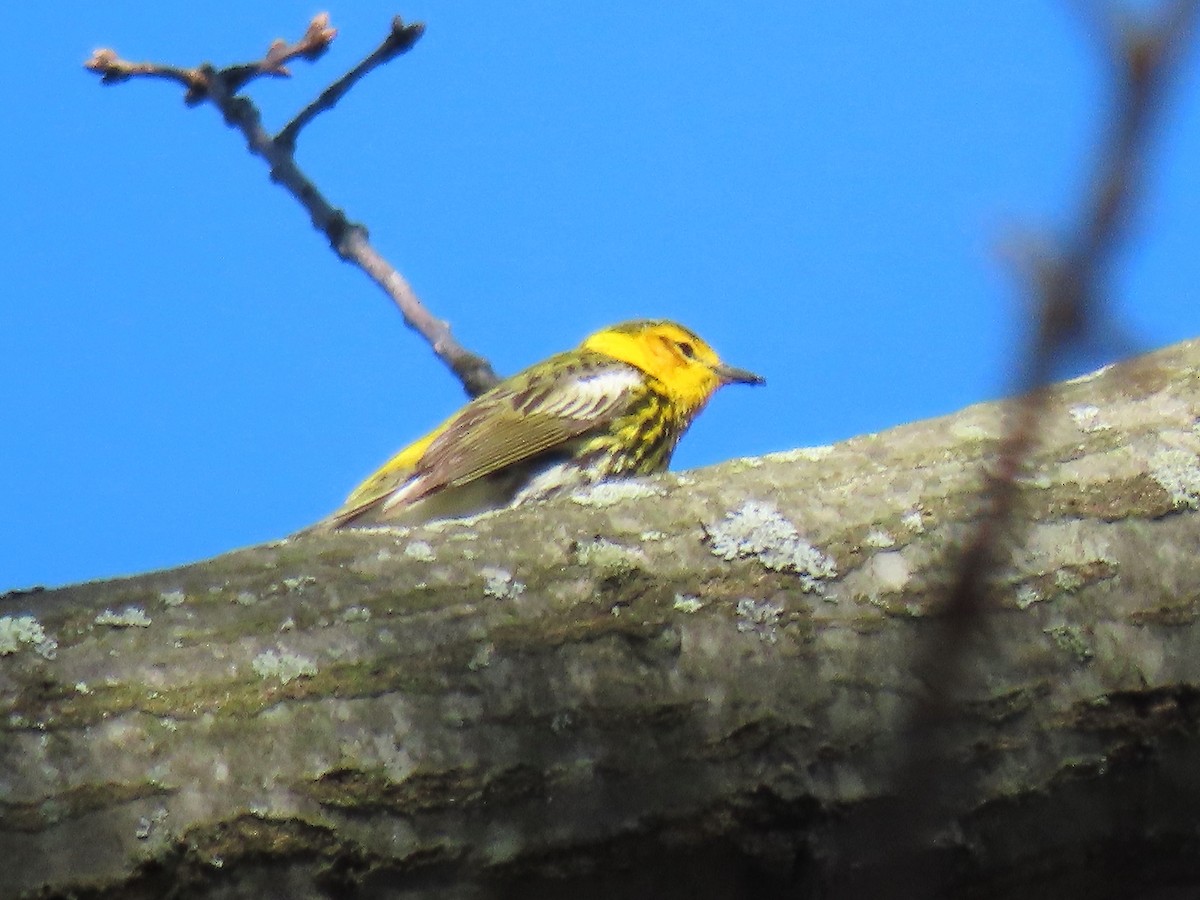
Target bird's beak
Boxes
[714,363,765,386]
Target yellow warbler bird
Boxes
[319,319,763,529]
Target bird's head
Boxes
[582,319,764,414]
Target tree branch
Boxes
[6,338,1200,897]
[84,14,337,105]
[276,16,425,150]
[84,15,499,398]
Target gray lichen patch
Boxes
[727,455,764,470]
[1044,624,1094,663]
[1005,559,1120,611]
[159,590,188,608]
[569,479,664,507]
[337,606,371,624]
[1068,403,1110,433]
[673,594,705,614]
[1147,446,1200,510]
[0,615,57,659]
[949,418,1001,443]
[768,445,834,463]
[863,528,896,549]
[480,567,526,601]
[404,540,436,562]
[573,539,647,575]
[706,501,836,592]
[251,649,318,685]
[279,576,317,594]
[1016,584,1044,610]
[735,598,784,643]
[94,607,152,628]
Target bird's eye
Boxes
[677,341,697,359]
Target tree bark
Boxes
[5,338,1200,899]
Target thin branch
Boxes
[84,14,499,398]
[220,13,338,95]
[84,49,208,99]
[276,16,425,150]
[85,15,336,106]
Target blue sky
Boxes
[3,3,1199,590]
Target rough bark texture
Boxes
[5,339,1200,899]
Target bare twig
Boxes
[220,13,338,95]
[850,2,1200,895]
[276,17,425,150]
[84,49,208,99]
[85,14,499,398]
[85,15,336,105]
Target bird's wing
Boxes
[327,354,643,527]
[323,427,444,528]
[401,355,644,501]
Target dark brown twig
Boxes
[951,0,1197,669]
[84,14,498,398]
[276,17,425,150]
[934,1,1199,648]
[851,2,1199,894]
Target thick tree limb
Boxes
[4,337,1200,898]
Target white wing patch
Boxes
[379,473,427,513]
[543,369,642,419]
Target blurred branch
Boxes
[84,13,499,398]
[866,2,1200,894]
[958,0,1197,691]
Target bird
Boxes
[317,319,764,530]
